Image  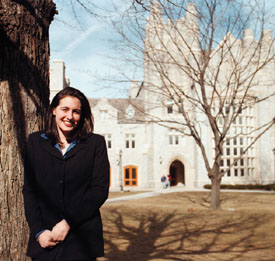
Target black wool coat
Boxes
[22,131,110,260]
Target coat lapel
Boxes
[65,139,89,160]
[38,134,90,160]
[39,136,64,160]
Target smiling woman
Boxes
[53,96,81,151]
[23,87,110,261]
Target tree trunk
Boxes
[210,176,221,210]
[209,168,221,210]
[0,1,56,260]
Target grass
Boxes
[98,191,275,261]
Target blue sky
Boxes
[49,0,275,99]
[49,1,129,98]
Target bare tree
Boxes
[103,0,275,209]
[0,1,56,259]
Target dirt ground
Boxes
[97,191,275,261]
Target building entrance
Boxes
[169,160,185,186]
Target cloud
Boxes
[50,0,131,97]
[63,23,104,53]
[60,1,130,55]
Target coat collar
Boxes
[39,134,89,160]
[64,139,88,160]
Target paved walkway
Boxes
[106,187,274,203]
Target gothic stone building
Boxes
[50,3,275,191]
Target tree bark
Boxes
[0,1,56,260]
[209,170,221,210]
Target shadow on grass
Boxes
[177,192,233,209]
[102,209,274,261]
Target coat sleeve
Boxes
[63,136,110,229]
[22,134,45,236]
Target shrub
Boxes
[203,184,275,191]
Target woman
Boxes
[23,87,110,261]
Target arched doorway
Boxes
[169,160,185,186]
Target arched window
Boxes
[124,166,138,186]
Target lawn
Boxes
[98,191,275,261]
[108,191,150,199]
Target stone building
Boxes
[49,60,70,101]
[50,3,275,191]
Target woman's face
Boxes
[53,96,81,138]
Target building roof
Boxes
[89,98,146,124]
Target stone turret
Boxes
[144,1,201,108]
[50,60,70,101]
[145,1,164,50]
[174,3,200,53]
[261,30,274,71]
[243,29,254,48]
[146,1,163,34]
[150,1,161,20]
[144,2,164,106]
[262,30,273,41]
[262,30,273,52]
[184,2,199,30]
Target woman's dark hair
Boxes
[45,87,94,144]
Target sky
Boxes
[49,1,129,99]
[49,0,275,99]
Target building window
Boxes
[125,134,135,148]
[227,169,231,177]
[175,135,179,145]
[124,166,138,186]
[178,98,183,113]
[168,129,182,145]
[167,100,173,114]
[103,134,112,149]
[169,136,173,145]
[100,110,108,120]
[213,102,255,179]
[167,105,173,114]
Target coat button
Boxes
[59,180,63,184]
[59,199,63,203]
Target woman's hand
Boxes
[37,230,57,248]
[51,219,70,242]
